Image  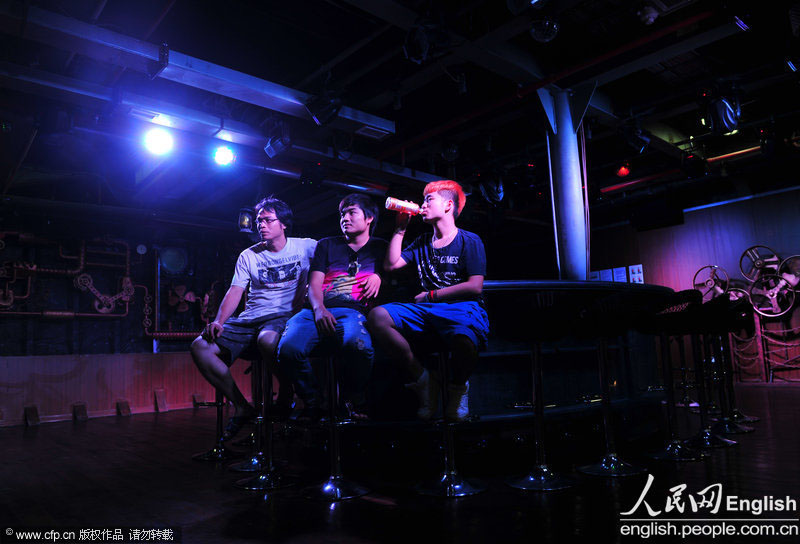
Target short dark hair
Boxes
[339,193,378,234]
[254,196,293,232]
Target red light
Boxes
[616,163,630,177]
[527,163,535,168]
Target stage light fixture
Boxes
[624,125,650,154]
[144,128,173,155]
[708,96,740,134]
[214,146,236,166]
[263,121,292,158]
[456,73,467,95]
[404,25,431,64]
[530,17,559,43]
[616,162,630,177]
[440,142,459,162]
[305,94,342,126]
[507,0,546,15]
[637,5,659,25]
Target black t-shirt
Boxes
[400,229,486,302]
[310,236,388,313]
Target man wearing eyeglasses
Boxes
[278,194,387,422]
[190,197,316,440]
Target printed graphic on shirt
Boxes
[323,270,371,306]
[400,230,486,302]
[257,261,302,287]
[311,237,387,312]
[232,237,317,320]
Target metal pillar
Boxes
[540,88,591,280]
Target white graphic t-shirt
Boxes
[231,237,317,320]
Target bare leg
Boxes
[256,329,287,402]
[256,330,280,363]
[450,334,478,386]
[367,307,424,381]
[190,336,254,418]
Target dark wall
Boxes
[0,210,253,356]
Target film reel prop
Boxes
[692,265,729,303]
[739,245,780,282]
[727,287,750,303]
[748,275,796,317]
[778,255,800,288]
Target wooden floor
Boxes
[1,384,798,543]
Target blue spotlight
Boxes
[214,146,236,166]
[143,128,173,155]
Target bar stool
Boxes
[578,292,646,477]
[302,355,370,501]
[192,389,236,462]
[637,290,704,462]
[236,359,294,490]
[506,341,574,491]
[230,358,268,473]
[683,299,738,450]
[674,337,698,409]
[417,350,486,497]
[710,333,754,435]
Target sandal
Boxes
[343,401,369,422]
[222,414,254,441]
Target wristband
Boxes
[428,290,435,302]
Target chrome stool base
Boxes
[236,469,294,491]
[229,453,268,472]
[712,419,754,435]
[684,428,736,449]
[302,476,369,501]
[417,472,486,497]
[648,440,705,462]
[578,453,645,477]
[731,409,759,424]
[192,443,235,463]
[507,464,574,491]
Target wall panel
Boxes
[0,352,252,427]
[593,190,800,381]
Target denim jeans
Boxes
[277,307,374,406]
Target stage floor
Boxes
[1,384,798,543]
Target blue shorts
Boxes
[379,301,490,350]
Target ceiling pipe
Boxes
[0,61,421,190]
[600,169,681,194]
[376,10,716,161]
[63,0,108,73]
[600,145,763,194]
[706,145,762,164]
[0,4,394,137]
[104,0,177,87]
[295,24,391,89]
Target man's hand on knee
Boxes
[202,321,223,341]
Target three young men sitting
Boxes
[191,181,488,437]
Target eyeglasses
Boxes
[256,217,280,225]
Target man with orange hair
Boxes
[368,180,489,421]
